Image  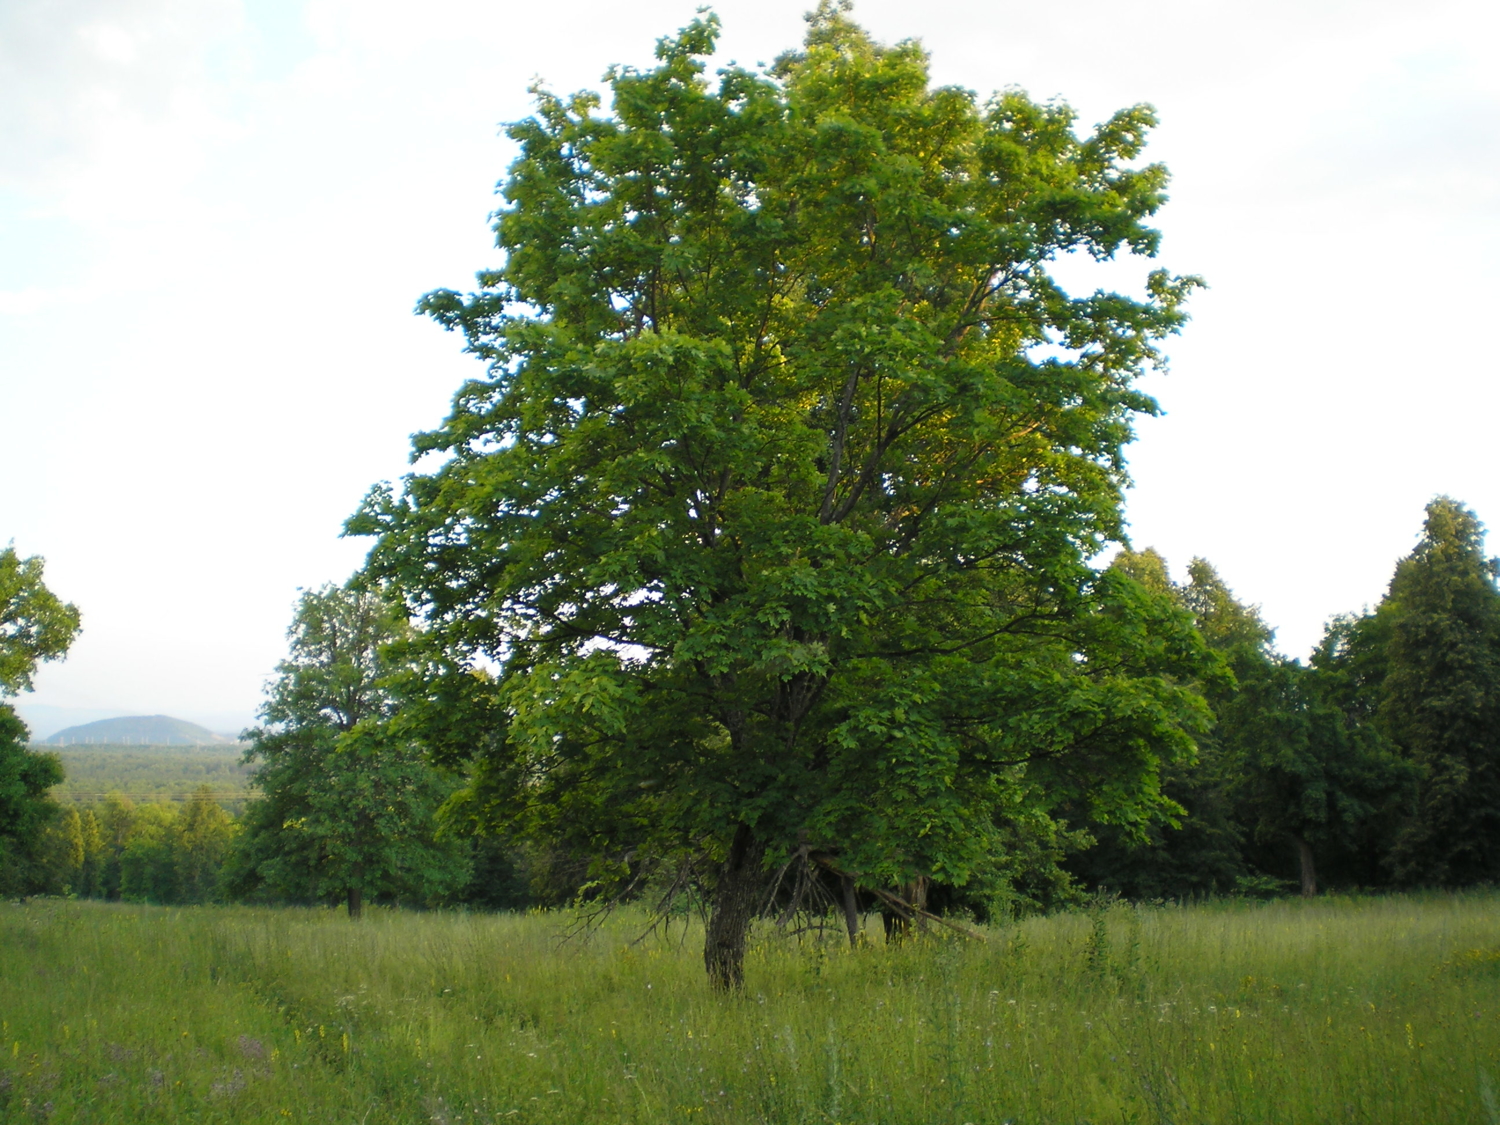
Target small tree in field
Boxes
[354,5,1212,988]
[232,585,468,917]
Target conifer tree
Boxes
[96,793,136,899]
[1376,498,1500,884]
[76,806,105,897]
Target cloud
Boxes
[0,0,244,193]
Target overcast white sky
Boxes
[3,0,1497,737]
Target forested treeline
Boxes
[17,788,234,903]
[236,494,1496,917]
[1075,495,1498,901]
[11,781,534,909]
[10,495,1496,916]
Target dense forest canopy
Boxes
[47,745,252,809]
[22,497,1494,925]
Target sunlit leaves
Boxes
[356,6,1211,907]
[0,547,80,697]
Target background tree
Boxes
[1070,551,1247,898]
[1221,657,1404,896]
[355,6,1211,988]
[26,791,234,904]
[174,786,235,902]
[229,584,469,916]
[1,546,80,697]
[1176,557,1328,894]
[31,804,86,895]
[1080,552,1405,898]
[0,547,80,895]
[96,792,137,899]
[1296,613,1405,886]
[1356,497,1500,885]
[74,806,106,896]
[118,803,180,902]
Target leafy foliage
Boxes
[0,548,79,894]
[0,546,80,696]
[1188,554,1405,895]
[231,585,470,915]
[1222,657,1407,894]
[106,789,236,903]
[15,788,236,904]
[0,705,65,895]
[353,6,1212,981]
[1319,497,1500,886]
[1078,551,1408,898]
[1071,551,1247,898]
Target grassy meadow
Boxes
[3,895,1499,1124]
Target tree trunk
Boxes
[883,875,929,943]
[704,824,766,992]
[1295,837,1317,897]
[907,875,929,914]
[346,885,363,920]
[840,873,861,947]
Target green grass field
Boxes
[3,894,1499,1123]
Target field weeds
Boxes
[3,893,1499,1123]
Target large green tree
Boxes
[354,6,1212,987]
[0,547,80,895]
[230,585,469,916]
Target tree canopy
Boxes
[1081,550,1410,900]
[0,546,80,895]
[231,585,469,917]
[1323,497,1500,885]
[1,546,80,696]
[352,5,1211,987]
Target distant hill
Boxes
[39,715,234,747]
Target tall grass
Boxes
[3,894,1499,1123]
